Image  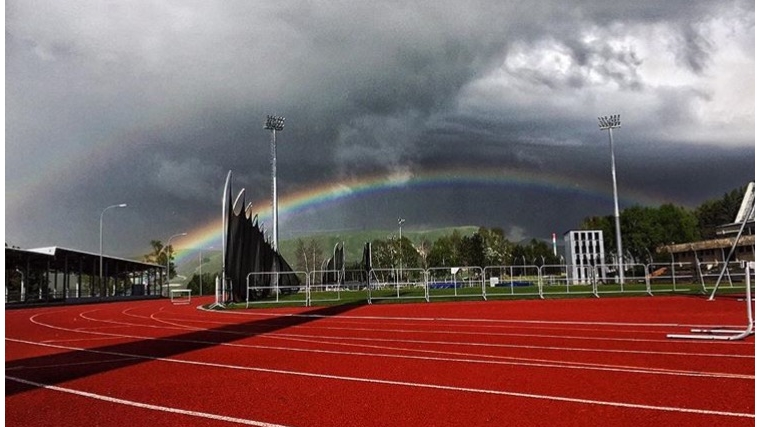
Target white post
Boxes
[215,275,220,306]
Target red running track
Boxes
[5,295,755,426]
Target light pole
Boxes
[264,115,285,252]
[398,218,405,282]
[100,203,127,296]
[161,233,187,293]
[598,114,624,285]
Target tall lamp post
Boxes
[100,203,127,296]
[598,114,624,285]
[161,232,187,294]
[398,218,405,282]
[264,115,285,252]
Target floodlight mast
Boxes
[398,218,405,281]
[598,114,624,285]
[264,115,285,252]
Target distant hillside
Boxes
[175,225,479,285]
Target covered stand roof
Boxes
[6,246,163,276]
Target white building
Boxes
[564,230,608,284]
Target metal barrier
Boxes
[700,261,747,290]
[309,269,344,304]
[343,269,371,291]
[230,260,753,308]
[645,262,700,293]
[245,271,310,308]
[367,268,428,303]
[484,265,543,299]
[593,263,651,296]
[668,261,755,341]
[540,264,588,298]
[427,267,485,301]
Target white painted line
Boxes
[266,331,754,359]
[6,375,293,427]
[65,310,755,360]
[19,312,753,381]
[6,357,139,372]
[5,338,753,420]
[263,334,754,380]
[202,307,746,330]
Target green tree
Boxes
[511,239,558,267]
[478,227,513,266]
[580,215,614,241]
[143,240,179,279]
[370,238,395,269]
[398,236,421,270]
[370,236,420,270]
[695,186,747,239]
[655,204,700,243]
[413,238,432,269]
[582,203,699,264]
[293,238,323,273]
[457,233,485,267]
[428,231,461,267]
[187,272,217,296]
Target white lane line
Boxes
[6,357,140,371]
[264,331,755,359]
[202,307,747,330]
[124,311,754,379]
[68,310,755,360]
[42,337,127,344]
[21,312,753,380]
[199,309,753,341]
[6,338,754,420]
[6,375,293,427]
[262,334,754,380]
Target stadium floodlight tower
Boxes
[598,114,624,285]
[264,115,285,252]
[398,218,405,281]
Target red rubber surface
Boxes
[5,296,755,426]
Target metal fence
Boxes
[484,265,543,299]
[228,260,753,307]
[367,268,428,303]
[427,267,486,301]
[245,271,309,308]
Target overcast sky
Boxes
[5,0,755,258]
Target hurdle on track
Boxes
[169,288,192,305]
[667,261,754,341]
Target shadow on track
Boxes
[6,301,365,396]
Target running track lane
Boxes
[5,296,755,427]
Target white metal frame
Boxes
[169,289,192,305]
[667,262,754,341]
[245,271,309,308]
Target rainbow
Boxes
[171,166,667,265]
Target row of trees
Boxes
[289,184,749,271]
[179,185,748,283]
[364,229,562,271]
[581,185,748,264]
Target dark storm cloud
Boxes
[5,0,754,255]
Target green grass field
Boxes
[215,280,748,310]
